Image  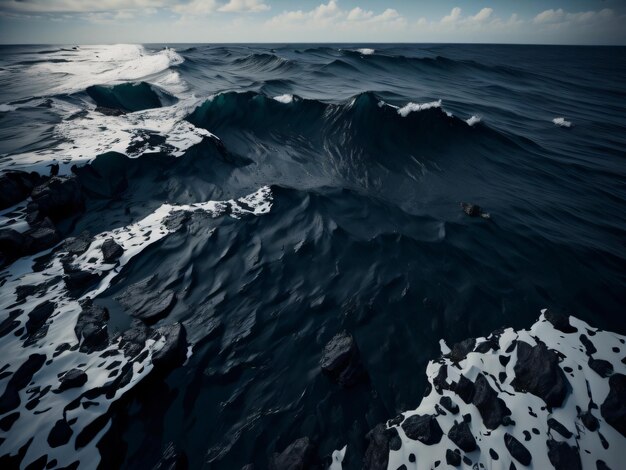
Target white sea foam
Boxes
[24,44,184,96]
[0,186,273,468]
[356,48,375,55]
[398,99,442,117]
[3,97,213,175]
[273,94,294,104]
[466,115,481,126]
[553,117,572,128]
[0,103,17,112]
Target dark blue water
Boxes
[0,44,625,469]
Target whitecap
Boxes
[466,115,481,126]
[397,99,442,117]
[553,117,572,127]
[0,103,16,112]
[356,48,375,55]
[273,94,294,104]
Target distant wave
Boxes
[356,48,375,56]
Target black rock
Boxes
[600,373,626,437]
[28,176,85,223]
[101,238,123,263]
[580,410,599,431]
[26,300,55,334]
[320,331,366,387]
[448,420,477,452]
[596,460,611,470]
[163,211,190,231]
[461,202,489,218]
[387,426,402,452]
[544,310,577,333]
[589,358,613,378]
[440,396,459,414]
[363,424,390,470]
[0,170,42,210]
[504,433,531,466]
[75,300,109,353]
[547,440,582,470]
[49,163,59,176]
[62,232,92,256]
[446,449,461,467]
[116,276,177,324]
[401,414,443,445]
[453,375,475,404]
[449,338,476,363]
[58,368,87,391]
[0,228,27,259]
[25,226,59,252]
[120,322,155,358]
[547,418,573,439]
[472,373,512,429]
[152,323,188,372]
[512,340,569,408]
[153,442,188,470]
[270,437,314,470]
[48,419,73,447]
[64,268,101,297]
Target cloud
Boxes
[218,0,269,13]
[534,7,615,25]
[0,0,173,13]
[171,0,217,15]
[267,0,404,30]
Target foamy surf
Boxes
[398,99,442,117]
[553,117,572,127]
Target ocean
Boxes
[0,43,625,469]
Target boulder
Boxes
[152,323,188,372]
[448,338,476,363]
[512,340,569,408]
[401,414,443,445]
[0,171,42,210]
[75,300,109,353]
[600,373,626,437]
[320,331,366,387]
[101,238,123,263]
[269,437,314,470]
[547,440,581,470]
[440,396,459,414]
[58,368,88,391]
[28,176,84,223]
[25,226,59,252]
[504,433,531,466]
[116,276,177,324]
[62,232,92,256]
[448,420,477,452]
[472,373,512,429]
[120,321,155,358]
[64,267,101,297]
[446,449,461,467]
[26,300,55,334]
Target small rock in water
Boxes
[461,202,490,219]
[320,331,366,387]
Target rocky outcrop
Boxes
[601,373,626,437]
[116,276,177,324]
[401,414,443,445]
[75,300,110,353]
[0,170,43,210]
[320,331,366,387]
[27,176,85,224]
[101,238,123,263]
[152,323,188,372]
[512,340,569,408]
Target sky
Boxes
[0,0,625,45]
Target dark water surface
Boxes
[0,44,625,468]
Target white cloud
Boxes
[218,0,269,13]
[0,0,173,13]
[267,1,404,30]
[471,7,493,23]
[441,7,461,24]
[534,7,615,26]
[533,8,565,24]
